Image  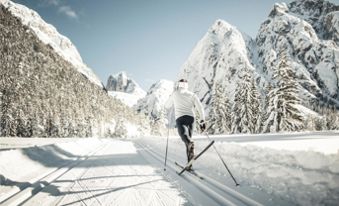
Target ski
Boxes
[177,140,215,176]
[175,162,204,180]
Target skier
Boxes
[165,79,206,170]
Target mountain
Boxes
[288,0,339,43]
[0,0,102,87]
[179,19,258,114]
[0,0,149,137]
[257,1,339,103]
[179,0,339,133]
[106,72,146,107]
[136,80,174,121]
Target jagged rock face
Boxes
[0,3,149,137]
[288,0,339,42]
[323,11,339,45]
[106,72,146,98]
[257,1,339,100]
[179,19,256,114]
[136,80,173,120]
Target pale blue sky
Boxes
[13,0,338,90]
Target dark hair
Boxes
[179,79,187,83]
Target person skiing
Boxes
[165,79,206,170]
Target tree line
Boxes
[208,55,339,134]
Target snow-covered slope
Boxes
[0,0,150,137]
[0,0,102,87]
[136,80,174,120]
[179,19,257,114]
[288,0,339,43]
[107,91,139,107]
[179,0,339,131]
[106,72,146,107]
[257,1,339,99]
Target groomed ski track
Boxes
[136,140,262,206]
[0,137,268,206]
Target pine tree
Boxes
[263,56,304,132]
[231,69,260,134]
[259,83,273,133]
[210,82,231,134]
[324,106,339,130]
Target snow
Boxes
[136,79,174,120]
[180,19,255,102]
[108,91,141,107]
[106,72,146,107]
[0,138,187,205]
[106,72,146,98]
[1,132,338,205]
[139,131,339,206]
[123,121,141,137]
[0,0,102,87]
[257,0,339,99]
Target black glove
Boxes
[200,120,206,132]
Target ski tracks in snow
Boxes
[1,140,187,206]
[135,140,263,206]
[1,138,266,206]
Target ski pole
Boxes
[164,127,170,171]
[204,132,240,186]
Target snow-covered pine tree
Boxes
[231,68,260,134]
[263,56,304,132]
[258,83,273,133]
[324,105,339,130]
[210,82,231,134]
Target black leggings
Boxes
[176,115,195,162]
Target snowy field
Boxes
[139,131,339,206]
[0,131,338,205]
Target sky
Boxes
[12,0,337,90]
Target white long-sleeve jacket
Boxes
[165,88,205,121]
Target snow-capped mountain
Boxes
[0,0,102,87]
[179,19,257,114]
[136,80,174,121]
[288,0,339,43]
[257,1,339,101]
[106,72,146,107]
[106,72,146,97]
[179,0,339,133]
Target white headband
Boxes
[178,82,188,89]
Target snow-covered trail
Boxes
[135,140,266,206]
[135,137,291,206]
[1,140,188,206]
[1,132,338,205]
[0,137,271,206]
[137,132,339,206]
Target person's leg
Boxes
[186,117,195,169]
[176,116,193,162]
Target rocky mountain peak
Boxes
[269,2,289,17]
[288,0,339,39]
[106,71,146,98]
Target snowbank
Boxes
[140,132,339,206]
[204,133,339,205]
[0,138,107,200]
